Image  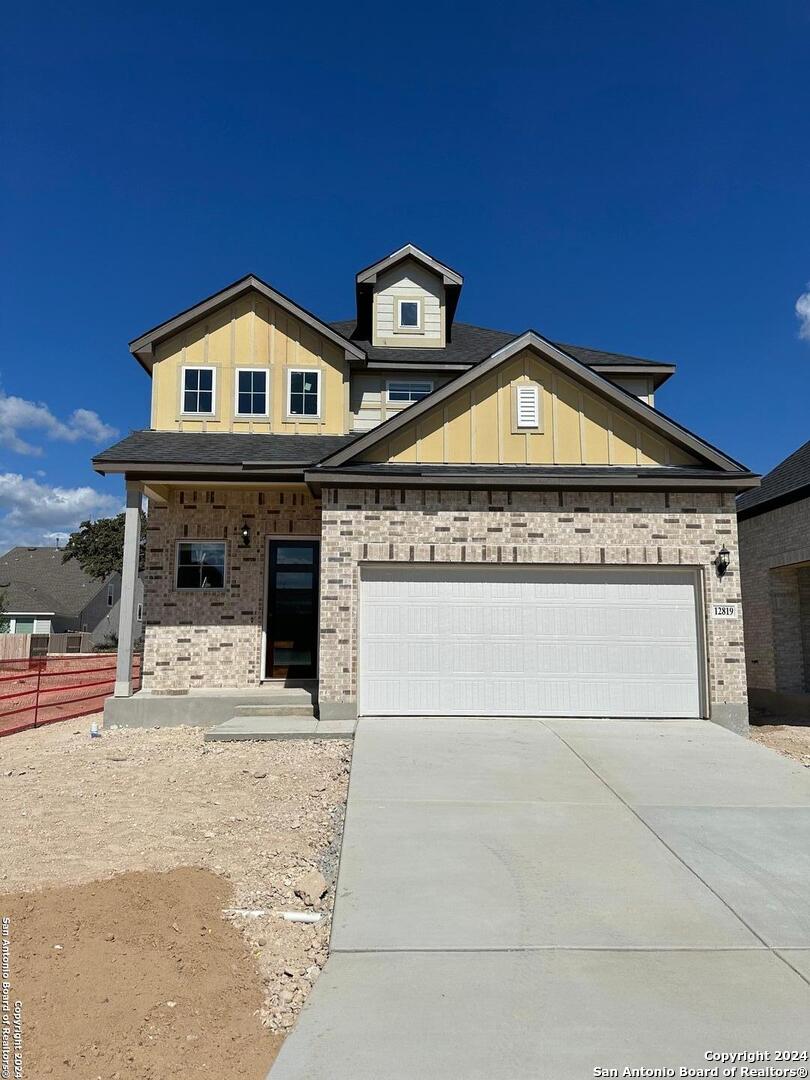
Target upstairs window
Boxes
[387,380,433,403]
[182,367,215,415]
[396,298,423,331]
[107,583,114,607]
[176,541,226,590]
[236,369,268,416]
[288,369,321,418]
[515,384,541,430]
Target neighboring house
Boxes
[0,546,144,646]
[737,438,810,717]
[94,244,758,731]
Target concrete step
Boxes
[234,703,316,718]
[204,716,355,742]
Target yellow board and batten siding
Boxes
[360,349,699,467]
[150,293,350,435]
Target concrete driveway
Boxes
[270,718,810,1079]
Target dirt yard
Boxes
[749,717,810,767]
[0,719,351,1079]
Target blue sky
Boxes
[1,1,808,550]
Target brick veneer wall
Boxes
[738,494,810,694]
[141,487,321,690]
[319,487,748,729]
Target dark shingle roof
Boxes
[737,438,810,519]
[0,548,106,617]
[93,430,359,468]
[330,320,673,371]
[0,580,62,614]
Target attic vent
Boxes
[515,384,540,429]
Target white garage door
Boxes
[358,566,703,718]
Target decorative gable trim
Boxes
[317,331,748,473]
[129,274,366,373]
[356,244,464,286]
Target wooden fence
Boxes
[0,632,94,661]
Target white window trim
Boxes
[136,602,143,622]
[234,367,270,418]
[395,297,424,333]
[386,379,434,404]
[286,368,322,421]
[174,539,228,591]
[180,365,217,417]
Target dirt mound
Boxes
[1,867,280,1079]
[750,720,810,766]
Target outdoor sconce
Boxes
[714,546,730,578]
[240,522,251,548]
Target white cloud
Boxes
[0,472,121,551]
[796,285,810,342]
[0,390,118,457]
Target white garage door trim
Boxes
[358,564,707,719]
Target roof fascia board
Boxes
[355,244,463,286]
[5,610,56,616]
[590,363,676,376]
[92,461,308,478]
[365,361,472,372]
[129,275,366,370]
[318,331,745,472]
[306,469,759,491]
[362,360,674,375]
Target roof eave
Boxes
[92,460,310,480]
[590,363,676,389]
[306,467,760,492]
[737,481,810,522]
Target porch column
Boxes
[114,481,142,697]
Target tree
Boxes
[62,512,146,580]
[0,591,8,634]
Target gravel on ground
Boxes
[0,717,351,1078]
[749,716,810,767]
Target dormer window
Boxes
[357,245,463,349]
[396,298,423,332]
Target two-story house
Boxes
[94,244,758,732]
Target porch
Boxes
[106,479,328,727]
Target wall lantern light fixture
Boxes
[714,546,730,578]
[240,522,251,548]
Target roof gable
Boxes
[130,274,366,372]
[355,244,463,286]
[319,332,748,474]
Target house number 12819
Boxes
[712,604,737,618]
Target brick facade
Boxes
[319,487,748,727]
[738,494,810,694]
[140,484,748,729]
[142,487,321,690]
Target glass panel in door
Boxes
[266,540,319,679]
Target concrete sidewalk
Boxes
[269,718,810,1079]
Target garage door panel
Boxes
[359,566,702,718]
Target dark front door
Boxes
[266,540,319,679]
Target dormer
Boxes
[354,244,463,349]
